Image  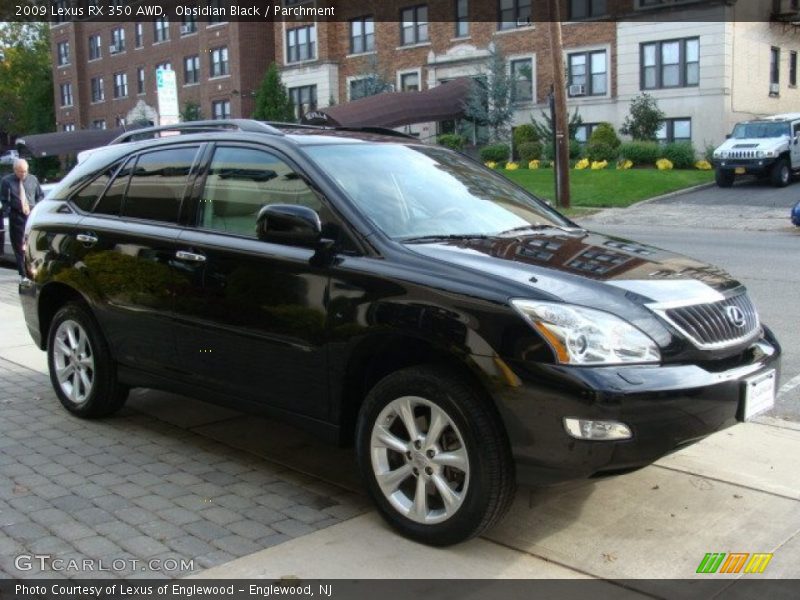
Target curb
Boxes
[580,181,716,220]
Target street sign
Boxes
[156,68,179,126]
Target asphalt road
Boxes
[584,181,800,423]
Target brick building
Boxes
[49,17,275,131]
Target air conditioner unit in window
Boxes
[568,84,586,97]
[180,25,192,34]
[770,82,780,94]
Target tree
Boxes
[351,54,394,100]
[180,101,203,122]
[252,63,295,122]
[620,93,665,141]
[463,44,514,144]
[530,107,583,142]
[0,23,55,143]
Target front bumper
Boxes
[496,329,781,486]
[714,158,778,173]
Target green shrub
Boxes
[518,141,543,162]
[585,142,618,162]
[569,139,583,159]
[480,143,511,163]
[513,124,539,149]
[704,143,716,163]
[619,141,660,166]
[659,142,696,169]
[588,122,621,149]
[437,134,466,151]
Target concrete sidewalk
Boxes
[1,268,798,585]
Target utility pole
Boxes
[548,3,570,209]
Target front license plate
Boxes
[735,167,746,174]
[741,370,776,421]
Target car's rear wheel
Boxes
[715,168,735,188]
[47,303,128,418]
[770,158,791,187]
[356,366,515,546]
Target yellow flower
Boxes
[695,160,712,170]
[656,158,673,170]
[505,162,519,171]
[485,161,497,169]
[617,159,633,170]
[575,158,590,170]
[590,160,608,170]
[528,160,540,170]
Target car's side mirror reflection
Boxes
[256,204,322,247]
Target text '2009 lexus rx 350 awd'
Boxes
[20,120,780,546]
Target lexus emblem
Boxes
[725,306,746,328]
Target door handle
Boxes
[175,250,207,263]
[76,233,98,245]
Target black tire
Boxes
[355,365,515,546]
[715,168,735,188]
[47,303,128,418]
[770,158,791,187]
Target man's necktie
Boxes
[19,180,30,216]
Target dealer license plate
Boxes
[735,167,746,174]
[741,370,776,421]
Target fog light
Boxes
[564,418,632,441]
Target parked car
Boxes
[2,182,56,261]
[19,120,781,546]
[712,113,800,187]
[0,149,19,165]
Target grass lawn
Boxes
[502,168,714,208]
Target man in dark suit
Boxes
[1,159,44,278]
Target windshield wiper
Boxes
[400,233,490,244]
[496,224,586,236]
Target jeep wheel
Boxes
[47,303,129,418]
[356,366,515,546]
[715,168,735,188]
[770,159,791,187]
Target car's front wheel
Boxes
[771,158,791,187]
[47,303,128,418]
[715,168,735,187]
[356,366,515,546]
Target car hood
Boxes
[716,137,789,152]
[405,230,742,345]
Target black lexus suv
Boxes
[20,120,780,546]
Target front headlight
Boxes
[757,151,765,159]
[511,300,661,365]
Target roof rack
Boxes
[268,121,416,140]
[108,119,284,145]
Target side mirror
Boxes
[256,204,322,247]
[725,134,731,139]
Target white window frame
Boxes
[507,53,536,105]
[565,44,611,100]
[397,67,423,92]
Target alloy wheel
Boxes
[52,319,95,405]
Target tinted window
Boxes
[69,160,120,212]
[122,147,198,223]
[200,146,320,238]
[94,157,135,216]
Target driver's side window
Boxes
[200,146,321,238]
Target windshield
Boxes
[731,122,791,139]
[304,143,572,240]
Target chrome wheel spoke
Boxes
[52,319,94,405]
[432,447,468,472]
[77,332,89,356]
[55,338,71,357]
[411,474,428,521]
[78,368,92,396]
[66,326,78,351]
[425,405,448,447]
[56,363,75,383]
[374,425,409,454]
[376,464,413,495]
[431,473,460,513]
[397,397,420,441]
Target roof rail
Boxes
[108,119,284,145]
[268,121,416,140]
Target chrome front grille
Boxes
[728,150,758,159]
[651,293,761,350]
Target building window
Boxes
[568,50,607,96]
[569,0,606,19]
[135,23,143,48]
[92,120,107,130]
[212,100,231,120]
[401,5,429,45]
[137,67,145,94]
[771,47,780,94]
[88,35,101,60]
[184,55,200,84]
[59,83,73,107]
[181,16,197,35]
[289,85,317,120]
[499,0,531,30]
[287,25,316,63]
[56,41,70,66]
[656,118,691,143]
[455,0,469,37]
[154,17,169,43]
[791,51,797,87]
[574,123,599,143]
[641,38,699,89]
[510,58,533,102]
[91,76,105,102]
[350,17,375,54]
[63,123,76,132]
[110,27,125,54]
[349,78,370,101]
[113,72,128,98]
[400,72,420,91]
[210,47,229,77]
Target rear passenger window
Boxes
[94,157,135,216]
[121,146,198,223]
[200,146,320,238]
[71,160,122,212]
